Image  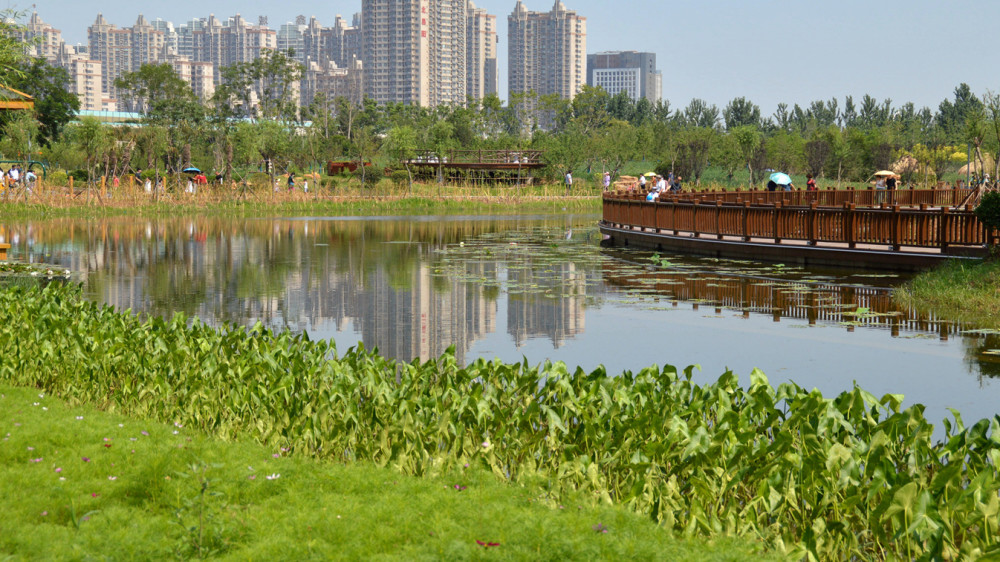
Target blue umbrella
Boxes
[182,167,202,174]
[769,172,792,185]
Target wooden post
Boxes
[716,201,723,240]
[808,201,817,245]
[773,202,782,243]
[919,203,929,246]
[743,201,751,242]
[845,203,857,249]
[692,200,699,238]
[101,176,106,199]
[891,205,901,251]
[940,206,950,251]
[0,243,9,260]
[69,176,73,190]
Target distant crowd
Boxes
[1,165,37,192]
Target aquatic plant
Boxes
[0,285,997,560]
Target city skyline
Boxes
[15,0,1000,114]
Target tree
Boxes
[607,90,635,122]
[214,49,303,122]
[723,97,761,130]
[384,126,418,192]
[6,58,80,146]
[938,83,983,143]
[115,63,195,116]
[731,125,762,185]
[0,10,31,86]
[680,98,720,129]
[804,139,831,178]
[671,127,715,185]
[569,85,609,133]
[71,117,109,200]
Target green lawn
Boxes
[0,384,775,560]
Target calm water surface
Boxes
[4,214,999,427]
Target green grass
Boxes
[0,384,773,561]
[894,258,1000,327]
[0,191,601,220]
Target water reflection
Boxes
[1,215,998,395]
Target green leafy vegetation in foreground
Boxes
[0,385,762,560]
[1,286,999,560]
[894,259,1000,327]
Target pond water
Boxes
[3,214,999,428]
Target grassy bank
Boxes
[0,192,601,220]
[894,259,1000,327]
[1,285,998,560]
[0,384,766,560]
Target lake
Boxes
[3,213,999,428]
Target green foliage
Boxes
[69,169,88,183]
[2,286,999,560]
[389,170,409,187]
[1,384,755,560]
[354,165,382,187]
[975,191,1000,232]
[5,58,80,146]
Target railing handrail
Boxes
[601,192,987,252]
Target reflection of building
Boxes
[358,262,496,365]
[507,262,586,348]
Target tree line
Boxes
[0,20,996,189]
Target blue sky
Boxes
[22,0,1000,116]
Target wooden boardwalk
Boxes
[601,188,988,271]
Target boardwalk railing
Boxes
[603,190,987,251]
[607,187,976,208]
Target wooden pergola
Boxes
[0,85,34,111]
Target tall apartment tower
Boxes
[22,12,107,111]
[508,1,586,101]
[87,14,166,103]
[22,11,63,60]
[587,51,661,103]
[507,0,587,99]
[361,0,468,107]
[187,14,277,85]
[466,1,497,100]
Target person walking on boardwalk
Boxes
[602,171,611,191]
[564,170,573,195]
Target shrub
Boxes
[354,165,383,188]
[46,170,68,186]
[975,191,1000,231]
[390,170,410,187]
[69,169,88,184]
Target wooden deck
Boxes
[601,189,988,271]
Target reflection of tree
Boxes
[962,334,1000,382]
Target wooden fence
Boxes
[608,187,977,208]
[603,190,987,251]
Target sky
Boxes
[17,0,1000,116]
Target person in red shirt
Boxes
[806,174,817,191]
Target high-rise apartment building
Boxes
[21,12,108,111]
[587,51,661,103]
[508,1,586,102]
[186,14,277,85]
[22,11,63,60]
[87,14,168,101]
[466,1,497,100]
[361,0,468,107]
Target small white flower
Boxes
[108,476,117,481]
[265,473,281,480]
